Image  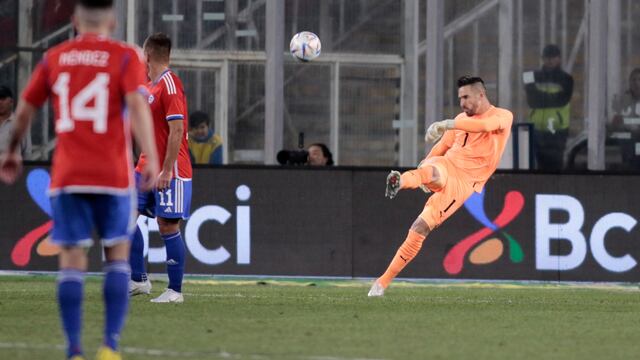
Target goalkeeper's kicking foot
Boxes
[367,280,385,297]
[385,171,401,199]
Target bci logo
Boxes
[12,169,251,267]
[536,194,637,273]
[139,185,252,266]
[452,190,638,275]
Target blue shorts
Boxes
[136,172,192,220]
[50,192,135,247]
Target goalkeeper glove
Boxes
[425,119,455,143]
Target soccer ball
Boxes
[289,31,321,62]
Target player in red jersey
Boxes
[128,33,193,303]
[0,1,159,359]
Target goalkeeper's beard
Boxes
[462,101,481,116]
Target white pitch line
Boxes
[307,358,386,360]
[121,346,270,359]
[0,342,65,351]
[0,342,386,360]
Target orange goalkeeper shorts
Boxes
[418,156,476,230]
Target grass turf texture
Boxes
[0,276,639,360]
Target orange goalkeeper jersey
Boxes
[426,105,513,185]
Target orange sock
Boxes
[400,168,434,190]
[378,230,426,288]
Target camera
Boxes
[277,132,308,165]
[277,149,309,165]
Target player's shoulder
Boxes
[49,37,142,61]
[454,112,468,121]
[43,39,76,59]
[159,70,184,94]
[45,40,69,55]
[105,39,145,60]
[37,39,83,70]
[166,70,184,86]
[493,106,514,119]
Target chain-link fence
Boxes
[1,0,638,171]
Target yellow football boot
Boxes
[95,346,122,360]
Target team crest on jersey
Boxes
[148,95,155,104]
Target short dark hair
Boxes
[144,33,172,61]
[457,76,485,89]
[542,44,561,58]
[0,85,13,99]
[309,143,334,166]
[189,111,210,128]
[77,0,113,9]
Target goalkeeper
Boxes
[368,76,513,297]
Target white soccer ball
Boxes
[289,31,321,62]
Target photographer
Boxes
[277,142,334,166]
[307,143,334,166]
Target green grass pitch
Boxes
[0,275,639,359]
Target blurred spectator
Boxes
[523,44,574,171]
[0,86,31,157]
[609,68,640,169]
[307,143,334,166]
[188,111,223,165]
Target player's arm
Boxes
[127,92,159,191]
[121,47,159,190]
[158,118,183,189]
[426,130,454,159]
[449,114,512,133]
[0,60,48,184]
[9,101,37,154]
[0,100,37,183]
[523,72,573,108]
[426,113,513,142]
[158,75,187,190]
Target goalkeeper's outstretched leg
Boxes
[370,158,472,297]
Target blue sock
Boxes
[103,261,130,351]
[163,231,185,293]
[129,226,147,282]
[57,269,84,358]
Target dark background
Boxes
[1,165,639,282]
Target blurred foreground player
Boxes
[369,76,512,297]
[0,0,159,358]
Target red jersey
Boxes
[135,69,192,180]
[22,34,147,194]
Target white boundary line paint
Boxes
[0,342,386,360]
[0,270,638,291]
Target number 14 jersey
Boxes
[22,34,148,195]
